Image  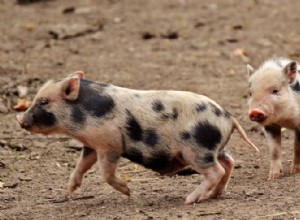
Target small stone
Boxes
[17,85,28,98]
[4,182,18,189]
[18,176,32,182]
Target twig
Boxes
[256,211,300,219]
[198,211,222,216]
[48,195,95,204]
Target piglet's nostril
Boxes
[249,109,267,122]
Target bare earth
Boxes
[1,0,300,219]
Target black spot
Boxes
[161,108,179,120]
[71,107,86,124]
[196,103,207,112]
[106,151,120,164]
[193,121,222,150]
[122,148,144,165]
[181,131,191,140]
[202,152,214,164]
[271,152,280,160]
[144,129,159,147]
[172,107,179,119]
[31,105,57,128]
[291,81,300,92]
[83,94,114,117]
[209,103,222,117]
[83,146,94,158]
[264,125,281,138]
[144,149,171,172]
[152,100,164,112]
[69,79,115,118]
[248,82,252,88]
[224,110,231,118]
[125,109,143,141]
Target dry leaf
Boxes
[233,48,249,57]
[24,23,34,31]
[13,99,32,111]
[233,48,249,62]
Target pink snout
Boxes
[16,113,28,129]
[248,109,267,122]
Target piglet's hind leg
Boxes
[184,162,225,205]
[210,151,234,198]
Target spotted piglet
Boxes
[248,58,300,180]
[17,72,258,204]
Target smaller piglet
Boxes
[248,58,300,180]
[17,72,258,204]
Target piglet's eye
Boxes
[272,89,280,95]
[39,99,49,106]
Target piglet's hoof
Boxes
[67,182,81,195]
[119,184,131,197]
[290,165,300,174]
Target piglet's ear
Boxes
[284,61,297,83]
[62,78,80,101]
[247,64,255,76]
[67,71,85,79]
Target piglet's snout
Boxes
[248,109,267,122]
[16,113,29,129]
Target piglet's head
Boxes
[16,71,84,135]
[247,60,297,125]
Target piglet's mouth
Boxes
[16,114,31,130]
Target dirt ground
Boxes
[1,0,300,219]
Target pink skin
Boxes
[210,153,234,197]
[263,126,283,180]
[68,148,98,194]
[16,71,258,205]
[249,108,267,123]
[184,163,225,204]
[182,148,228,204]
[248,60,300,179]
[292,132,300,174]
[16,113,54,135]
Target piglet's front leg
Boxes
[291,129,300,174]
[98,151,130,196]
[68,146,97,194]
[264,125,283,180]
